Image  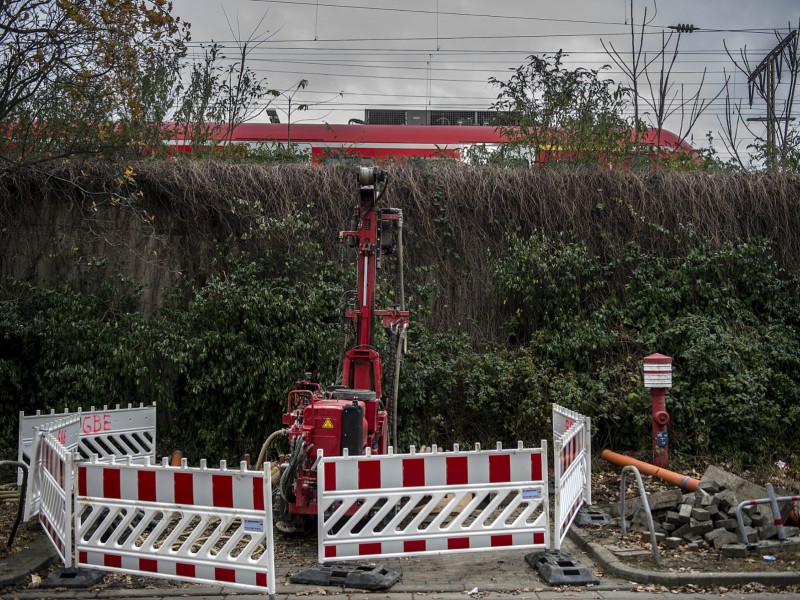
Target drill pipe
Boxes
[600,449,699,492]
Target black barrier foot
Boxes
[576,506,614,527]
[290,562,401,590]
[525,551,599,586]
[40,567,106,589]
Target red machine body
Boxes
[277,167,409,519]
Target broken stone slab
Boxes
[758,523,778,540]
[672,523,691,538]
[701,465,784,522]
[691,507,712,521]
[714,518,738,530]
[715,489,738,512]
[750,512,766,527]
[739,525,759,543]
[665,536,683,549]
[721,544,749,558]
[686,519,714,538]
[704,527,731,544]
[611,487,683,517]
[678,503,693,522]
[699,493,720,508]
[698,479,721,494]
[713,531,740,549]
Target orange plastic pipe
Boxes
[601,449,699,492]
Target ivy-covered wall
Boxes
[2,161,800,466]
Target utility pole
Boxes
[747,30,798,170]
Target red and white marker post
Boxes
[643,353,673,468]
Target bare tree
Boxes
[217,10,278,145]
[603,1,725,159]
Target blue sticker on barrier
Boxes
[244,519,264,533]
[522,488,542,500]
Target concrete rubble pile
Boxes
[613,465,800,557]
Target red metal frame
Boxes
[278,168,409,517]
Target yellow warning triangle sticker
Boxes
[322,418,334,429]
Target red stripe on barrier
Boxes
[324,462,336,492]
[78,466,87,497]
[140,558,158,573]
[104,553,122,568]
[104,468,121,499]
[489,454,511,483]
[176,563,196,578]
[403,458,425,487]
[79,551,87,564]
[253,476,264,511]
[256,572,268,587]
[491,534,513,547]
[213,474,233,508]
[446,456,468,485]
[174,472,194,505]
[447,537,470,550]
[138,470,156,502]
[215,568,236,583]
[534,532,545,545]
[531,453,543,482]
[775,519,783,526]
[359,542,382,556]
[358,460,381,490]
[404,539,426,552]
[325,545,337,558]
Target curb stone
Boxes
[0,535,57,587]
[568,525,800,586]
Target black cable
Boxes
[0,461,28,549]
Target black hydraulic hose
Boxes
[0,460,28,548]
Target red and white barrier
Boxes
[317,441,549,562]
[22,416,80,566]
[23,416,80,523]
[552,403,592,550]
[18,403,156,486]
[75,456,275,595]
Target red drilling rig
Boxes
[272,167,409,528]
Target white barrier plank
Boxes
[75,458,275,595]
[317,442,549,562]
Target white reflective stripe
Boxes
[643,364,672,372]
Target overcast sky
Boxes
[169,0,799,154]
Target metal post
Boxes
[619,465,660,565]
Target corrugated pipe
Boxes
[601,449,700,492]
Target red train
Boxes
[167,122,691,165]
